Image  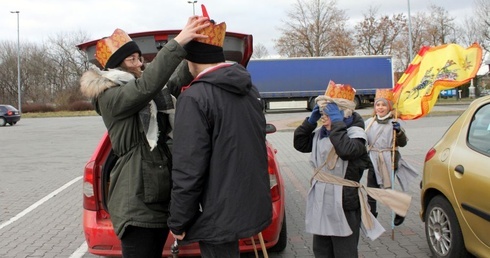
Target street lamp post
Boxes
[407,0,413,62]
[187,0,197,15]
[10,11,21,113]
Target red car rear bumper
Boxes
[83,199,284,256]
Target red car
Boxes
[77,30,287,257]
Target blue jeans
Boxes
[120,226,169,258]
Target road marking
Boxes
[69,242,88,258]
[0,176,82,230]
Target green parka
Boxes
[79,40,190,238]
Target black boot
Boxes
[394,214,405,226]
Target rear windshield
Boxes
[2,105,17,111]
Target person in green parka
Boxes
[79,16,210,258]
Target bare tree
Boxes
[392,11,433,71]
[252,43,270,59]
[44,30,90,107]
[0,31,90,108]
[274,0,353,57]
[354,6,407,56]
[425,5,457,46]
[0,41,20,105]
[0,40,51,106]
[408,12,432,52]
[457,17,483,47]
[474,0,490,52]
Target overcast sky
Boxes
[2,0,477,54]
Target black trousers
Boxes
[199,240,240,258]
[120,225,169,258]
[312,209,361,257]
[367,168,379,217]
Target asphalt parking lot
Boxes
[0,106,465,257]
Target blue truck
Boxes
[246,56,394,110]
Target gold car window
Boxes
[468,104,490,154]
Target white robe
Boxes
[305,126,384,240]
[365,117,418,191]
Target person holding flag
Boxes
[364,89,418,226]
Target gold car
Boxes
[420,95,490,257]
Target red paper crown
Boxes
[95,28,134,68]
[375,88,394,103]
[324,80,356,101]
[195,4,226,47]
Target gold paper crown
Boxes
[374,88,394,103]
[324,80,356,101]
[95,28,133,68]
[195,4,226,47]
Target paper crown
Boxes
[375,88,394,103]
[195,4,226,47]
[95,28,141,69]
[324,80,356,101]
[184,5,226,63]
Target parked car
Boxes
[0,104,21,126]
[77,30,287,257]
[420,95,490,258]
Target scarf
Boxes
[319,127,330,139]
[101,69,175,151]
[376,111,392,122]
[138,87,176,150]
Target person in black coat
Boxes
[293,82,376,257]
[168,9,272,258]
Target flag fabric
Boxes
[393,43,482,120]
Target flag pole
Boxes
[391,54,407,240]
[391,119,397,240]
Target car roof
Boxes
[76,29,254,69]
[0,104,17,110]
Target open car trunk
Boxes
[77,30,253,68]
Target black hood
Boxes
[191,63,252,96]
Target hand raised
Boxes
[174,16,211,46]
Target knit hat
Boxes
[184,5,226,64]
[374,88,394,110]
[95,28,142,69]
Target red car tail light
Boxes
[7,111,13,116]
[83,160,98,211]
[267,144,281,202]
[425,148,436,162]
[269,173,280,202]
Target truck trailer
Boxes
[247,56,394,110]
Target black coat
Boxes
[168,63,272,244]
[293,112,371,210]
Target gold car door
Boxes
[449,105,490,247]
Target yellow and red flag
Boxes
[393,43,482,120]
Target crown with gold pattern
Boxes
[324,80,356,101]
[374,88,394,109]
[95,28,141,69]
[195,4,226,47]
[184,5,226,64]
[374,88,394,103]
